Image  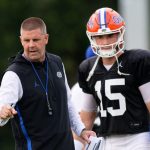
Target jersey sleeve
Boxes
[133,50,150,86]
[78,59,93,94]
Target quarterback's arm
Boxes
[80,111,97,130]
[139,82,150,112]
[0,71,23,126]
[80,93,97,130]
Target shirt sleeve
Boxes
[62,63,85,136]
[81,92,97,112]
[139,82,150,103]
[71,83,85,113]
[0,71,23,126]
[71,83,97,112]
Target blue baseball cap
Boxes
[85,45,95,59]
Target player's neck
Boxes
[102,52,123,65]
[102,57,115,65]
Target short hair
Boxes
[20,17,47,35]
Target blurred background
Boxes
[0,0,149,149]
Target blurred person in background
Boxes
[0,17,95,150]
[78,7,150,150]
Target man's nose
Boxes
[29,40,35,47]
[99,37,109,45]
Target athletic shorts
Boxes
[104,132,150,150]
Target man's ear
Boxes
[45,34,49,44]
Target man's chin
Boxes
[30,56,45,62]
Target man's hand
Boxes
[0,104,17,119]
[80,129,96,144]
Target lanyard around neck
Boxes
[30,58,53,115]
[30,60,48,93]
